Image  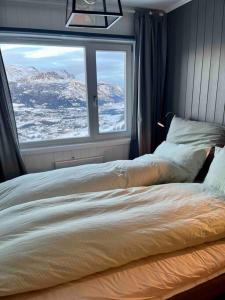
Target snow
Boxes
[6,65,126,143]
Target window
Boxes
[96,51,126,133]
[0,40,133,147]
[1,45,89,143]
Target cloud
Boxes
[24,46,84,59]
[0,44,29,51]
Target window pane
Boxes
[96,51,126,133]
[1,44,89,143]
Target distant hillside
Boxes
[5,64,126,142]
[6,65,124,109]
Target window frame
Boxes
[0,36,134,149]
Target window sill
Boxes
[21,138,131,156]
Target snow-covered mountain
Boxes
[6,65,74,81]
[6,65,39,82]
[5,65,126,142]
[6,64,124,108]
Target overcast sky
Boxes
[1,44,125,86]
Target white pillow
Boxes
[204,147,225,193]
[167,116,225,147]
[215,146,223,155]
[132,154,197,184]
[154,141,209,182]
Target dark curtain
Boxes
[0,51,26,182]
[129,10,167,159]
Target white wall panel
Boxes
[22,139,130,173]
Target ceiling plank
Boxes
[166,0,193,12]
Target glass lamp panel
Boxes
[75,0,105,13]
[66,0,73,19]
[66,0,122,28]
[105,0,121,14]
[70,14,107,27]
[107,16,120,27]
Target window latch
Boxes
[93,95,98,106]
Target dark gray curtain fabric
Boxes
[0,51,26,182]
[129,10,167,159]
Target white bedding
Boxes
[3,239,225,300]
[1,183,225,297]
[0,155,190,210]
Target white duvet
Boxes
[1,183,225,297]
[0,155,189,210]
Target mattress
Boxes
[3,238,225,300]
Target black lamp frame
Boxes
[66,0,123,29]
[157,112,175,128]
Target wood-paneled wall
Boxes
[166,0,225,125]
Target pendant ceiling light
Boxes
[66,0,123,29]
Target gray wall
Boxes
[166,0,225,125]
[0,0,134,36]
[0,0,133,172]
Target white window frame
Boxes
[0,35,134,149]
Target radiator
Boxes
[54,156,104,169]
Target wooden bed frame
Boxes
[170,274,225,300]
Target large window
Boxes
[0,40,133,146]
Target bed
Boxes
[0,140,209,210]
[1,182,225,299]
[1,117,225,299]
[2,239,225,300]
